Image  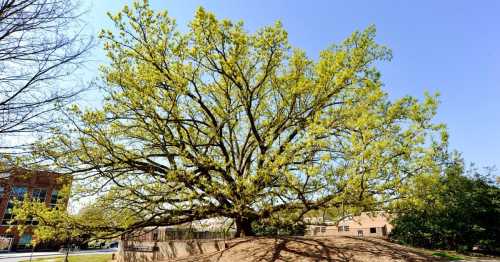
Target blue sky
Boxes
[83,0,500,170]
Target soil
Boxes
[172,236,444,262]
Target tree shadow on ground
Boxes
[208,236,443,262]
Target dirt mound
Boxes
[174,236,439,262]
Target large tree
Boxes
[0,0,92,153]
[36,1,446,237]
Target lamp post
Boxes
[64,225,71,262]
[29,237,37,262]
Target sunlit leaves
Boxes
[32,0,447,236]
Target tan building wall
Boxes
[306,212,393,238]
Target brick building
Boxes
[0,167,71,251]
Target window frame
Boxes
[17,233,32,248]
[337,225,349,232]
[31,188,47,203]
[49,189,59,208]
[2,186,28,225]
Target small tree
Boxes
[12,185,75,247]
[36,1,446,237]
[14,189,138,244]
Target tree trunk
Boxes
[235,217,254,237]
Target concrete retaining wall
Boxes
[116,239,226,262]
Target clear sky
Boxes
[82,0,500,170]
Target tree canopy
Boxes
[390,154,500,252]
[34,1,446,236]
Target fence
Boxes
[159,229,232,241]
[125,227,234,242]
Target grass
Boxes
[20,254,112,262]
[432,251,464,260]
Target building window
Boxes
[0,234,13,251]
[2,187,27,225]
[28,216,38,226]
[0,186,4,205]
[320,227,326,233]
[370,227,377,233]
[1,207,13,225]
[152,230,159,241]
[31,188,47,203]
[17,233,32,248]
[49,190,58,208]
[11,186,27,201]
[337,226,349,232]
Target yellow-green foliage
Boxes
[32,0,446,236]
[13,188,139,242]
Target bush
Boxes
[252,220,306,236]
[390,164,500,253]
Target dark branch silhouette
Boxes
[0,0,93,151]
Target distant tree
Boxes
[0,0,92,153]
[34,1,446,237]
[390,155,500,252]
